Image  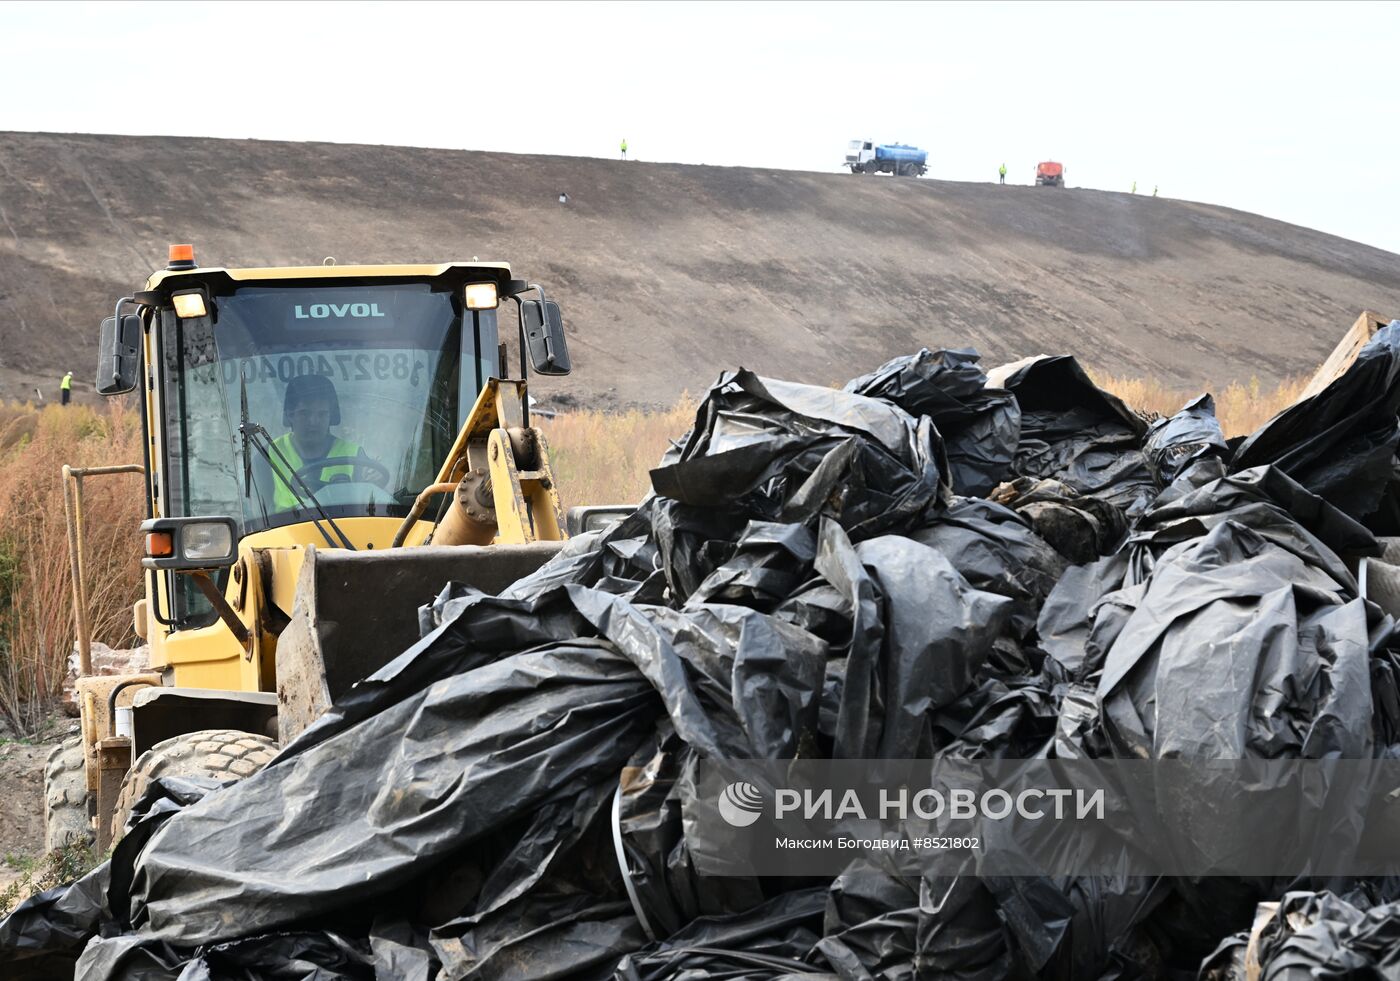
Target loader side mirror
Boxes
[97,314,142,395]
[520,299,572,376]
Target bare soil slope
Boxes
[0,740,54,888]
[1,132,1398,408]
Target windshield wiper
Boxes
[238,376,356,551]
[244,422,357,551]
[239,378,272,529]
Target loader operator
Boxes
[268,373,383,511]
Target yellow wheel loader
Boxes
[53,246,591,851]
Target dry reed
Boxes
[538,397,696,508]
[1094,374,1308,437]
[0,402,144,735]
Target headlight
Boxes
[465,282,498,310]
[182,522,234,562]
[172,290,208,319]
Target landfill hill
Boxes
[1,130,1398,409]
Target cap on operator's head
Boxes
[283,373,340,426]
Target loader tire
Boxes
[44,736,94,852]
[109,729,278,844]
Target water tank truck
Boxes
[845,140,928,178]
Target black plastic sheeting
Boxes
[1201,886,1400,979]
[1233,321,1400,530]
[844,348,1020,498]
[1143,393,1229,484]
[993,355,1156,515]
[7,325,1400,980]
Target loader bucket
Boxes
[275,541,563,742]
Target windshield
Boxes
[160,280,497,536]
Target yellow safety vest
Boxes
[61,373,72,390]
[270,433,361,511]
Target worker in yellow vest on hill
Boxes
[620,138,628,160]
[267,374,378,511]
[999,163,1007,185]
[60,370,73,406]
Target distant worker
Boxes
[620,138,628,160]
[267,374,383,511]
[998,163,1007,185]
[558,191,569,204]
[60,370,73,406]
[1131,181,1137,194]
[1153,185,1159,197]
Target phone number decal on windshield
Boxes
[220,354,425,387]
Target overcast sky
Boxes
[3,1,1398,253]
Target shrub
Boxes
[0,402,144,735]
[0,843,104,919]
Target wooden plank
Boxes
[1295,310,1392,403]
[1243,901,1278,981]
[984,354,1049,389]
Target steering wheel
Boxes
[292,456,391,488]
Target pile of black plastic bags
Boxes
[7,323,1400,980]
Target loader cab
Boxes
[152,273,500,540]
[100,252,560,692]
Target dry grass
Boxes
[0,402,144,735]
[538,397,696,507]
[1094,373,1307,437]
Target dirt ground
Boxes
[1,132,1399,410]
[0,719,74,894]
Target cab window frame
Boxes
[152,274,500,628]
